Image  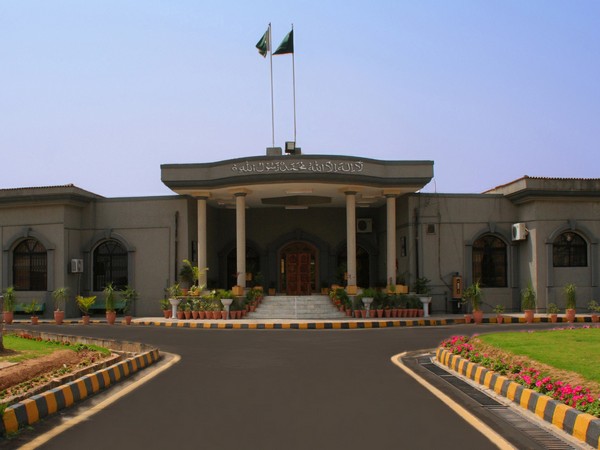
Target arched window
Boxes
[472,235,507,287]
[553,232,587,267]
[93,240,128,290]
[13,239,47,291]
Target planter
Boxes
[221,311,228,320]
[591,314,599,323]
[549,313,558,323]
[384,309,392,318]
[524,309,534,324]
[176,311,185,320]
[496,315,503,324]
[3,311,14,325]
[106,311,117,325]
[464,313,472,324]
[82,315,91,325]
[345,309,352,317]
[124,315,132,325]
[184,311,192,320]
[31,316,39,325]
[353,310,361,318]
[473,310,484,324]
[376,309,384,318]
[162,310,170,318]
[368,309,376,318]
[199,311,206,320]
[565,308,576,323]
[192,311,199,320]
[54,310,65,325]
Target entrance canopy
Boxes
[161,154,434,207]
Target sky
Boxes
[1,1,599,198]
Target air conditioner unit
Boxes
[512,223,528,241]
[70,259,84,273]
[357,218,373,233]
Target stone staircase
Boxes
[247,295,346,319]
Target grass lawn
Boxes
[0,335,109,363]
[479,328,600,385]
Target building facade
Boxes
[1,154,598,317]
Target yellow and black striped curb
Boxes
[10,315,596,327]
[134,319,457,329]
[0,348,160,436]
[436,348,600,449]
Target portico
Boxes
[161,154,433,293]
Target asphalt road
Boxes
[2,322,568,449]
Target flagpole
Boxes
[291,24,297,143]
[269,23,275,148]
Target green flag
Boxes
[273,29,293,55]
[256,28,269,57]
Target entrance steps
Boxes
[248,295,346,319]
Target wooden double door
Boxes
[281,242,316,295]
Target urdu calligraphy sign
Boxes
[231,160,364,175]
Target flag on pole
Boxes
[256,27,270,57]
[273,29,293,55]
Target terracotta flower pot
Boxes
[162,310,170,318]
[354,310,361,318]
[550,313,558,323]
[184,311,191,320]
[464,314,472,324]
[124,315,132,325]
[31,316,39,325]
[496,315,503,324]
[192,311,199,319]
[565,308,576,323]
[377,309,384,318]
[524,309,534,323]
[591,314,599,323]
[54,310,65,325]
[106,311,117,325]
[82,315,91,325]
[473,310,484,324]
[3,311,14,325]
[176,311,185,320]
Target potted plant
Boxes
[358,287,377,316]
[160,298,171,318]
[24,299,40,325]
[564,283,577,323]
[52,287,69,325]
[547,303,560,323]
[492,304,505,324]
[414,277,432,317]
[121,285,138,325]
[103,283,118,325]
[76,295,97,324]
[521,284,536,323]
[588,300,600,323]
[462,281,483,323]
[2,286,16,325]
[167,283,183,318]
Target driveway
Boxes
[4,322,564,449]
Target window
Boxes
[13,239,47,291]
[93,240,128,290]
[553,232,587,267]
[472,235,507,287]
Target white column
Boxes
[386,194,397,287]
[197,197,208,288]
[345,191,357,288]
[235,193,247,288]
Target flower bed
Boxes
[439,332,600,417]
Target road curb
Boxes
[135,318,458,329]
[436,348,600,449]
[0,347,160,436]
